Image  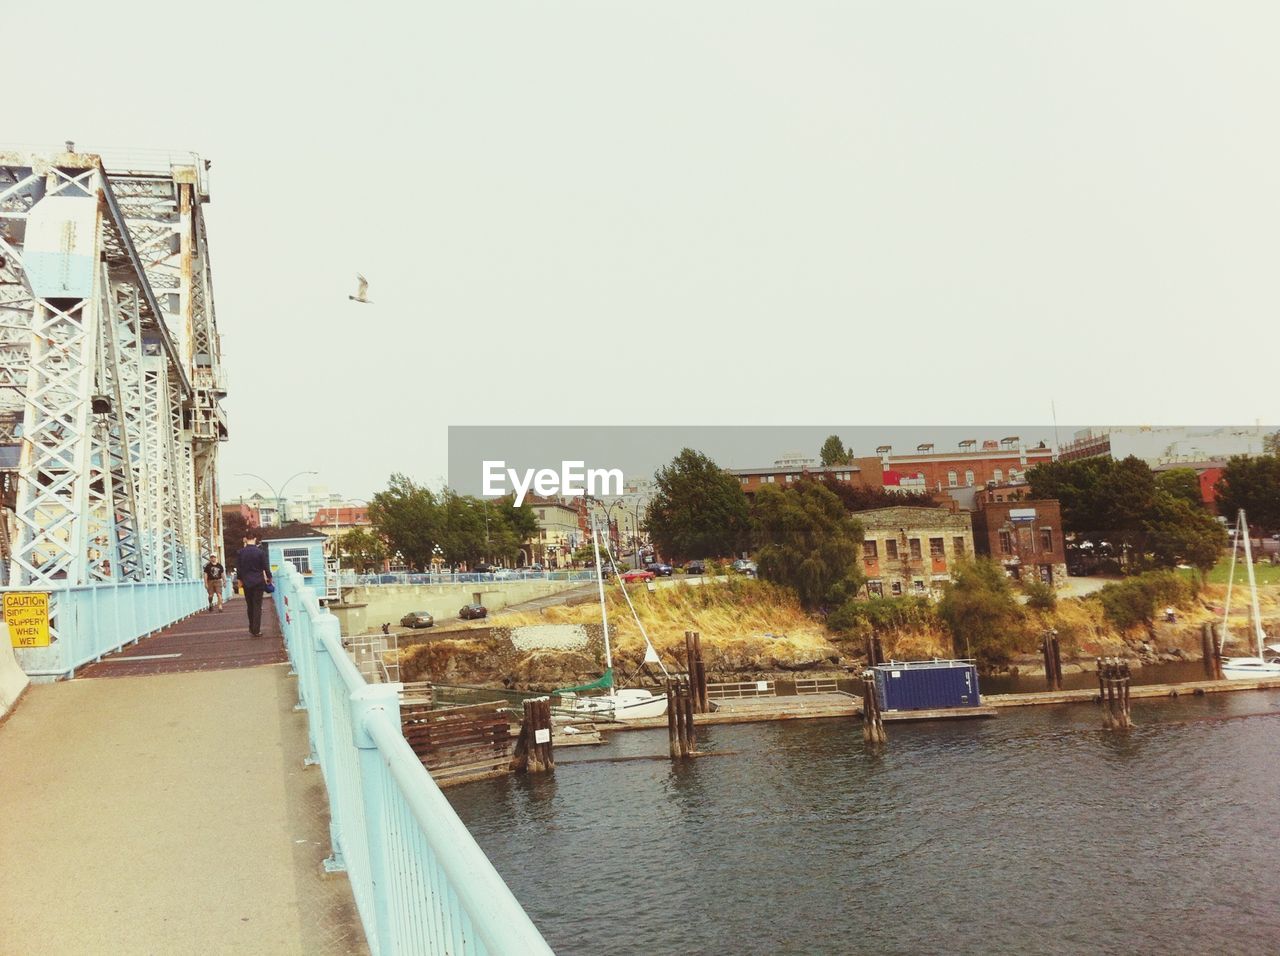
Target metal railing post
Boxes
[314,613,347,872]
[351,683,402,955]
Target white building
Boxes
[1061,426,1267,465]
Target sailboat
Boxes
[1219,509,1280,679]
[553,517,670,720]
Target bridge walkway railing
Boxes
[274,564,554,956]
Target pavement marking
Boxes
[98,653,183,662]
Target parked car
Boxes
[458,603,488,620]
[399,611,434,629]
[494,568,516,580]
[528,563,544,572]
[471,564,494,575]
[731,559,758,576]
[646,563,674,577]
[621,569,655,583]
[684,560,705,575]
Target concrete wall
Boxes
[1,636,30,718]
[332,579,583,634]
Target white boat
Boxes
[1219,509,1280,680]
[556,518,670,721]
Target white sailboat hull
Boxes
[566,688,669,721]
[1221,657,1280,680]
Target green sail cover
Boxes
[553,668,613,695]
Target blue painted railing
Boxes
[273,565,554,956]
[7,579,206,679]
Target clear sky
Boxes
[8,2,1279,501]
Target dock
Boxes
[589,692,995,733]
[986,674,1280,707]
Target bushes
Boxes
[937,559,1029,667]
[1022,580,1057,611]
[827,595,939,638]
[1094,570,1199,630]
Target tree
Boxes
[811,476,938,511]
[751,482,865,609]
[222,510,249,570]
[937,559,1027,667]
[335,528,386,573]
[1155,468,1203,509]
[1215,454,1280,530]
[368,474,440,571]
[819,434,853,466]
[1143,492,1225,571]
[647,448,751,561]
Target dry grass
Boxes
[492,577,838,670]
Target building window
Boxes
[1040,528,1054,552]
[909,538,922,560]
[863,540,878,560]
[867,580,883,597]
[913,579,926,593]
[999,530,1013,555]
[994,469,1003,483]
[538,509,545,519]
[764,475,775,483]
[953,536,965,557]
[891,581,902,596]
[929,537,944,558]
[885,539,899,560]
[740,477,748,485]
[283,547,310,574]
[965,470,974,486]
[948,470,958,488]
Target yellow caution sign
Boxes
[5,592,51,647]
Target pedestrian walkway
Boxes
[0,597,368,955]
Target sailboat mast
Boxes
[1239,510,1265,657]
[590,514,614,687]
[1221,510,1241,651]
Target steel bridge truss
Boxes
[0,148,227,589]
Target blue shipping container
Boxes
[873,660,981,711]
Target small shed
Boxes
[259,525,329,598]
[872,659,981,711]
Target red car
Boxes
[620,569,655,583]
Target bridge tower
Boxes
[0,146,227,593]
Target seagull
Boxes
[349,274,372,304]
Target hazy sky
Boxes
[8,2,1279,501]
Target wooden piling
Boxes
[1210,624,1225,681]
[666,680,696,758]
[685,630,709,713]
[1042,635,1056,691]
[861,671,887,746]
[666,682,680,759]
[510,696,555,774]
[1050,633,1063,691]
[1098,658,1133,731]
[1201,622,1214,678]
[866,634,885,667]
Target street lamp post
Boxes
[234,470,318,528]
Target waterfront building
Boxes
[527,497,583,568]
[970,495,1068,587]
[855,506,974,597]
[877,438,1054,495]
[1058,425,1265,465]
[728,456,885,497]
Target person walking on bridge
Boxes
[203,553,226,612]
[236,533,273,638]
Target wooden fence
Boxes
[400,699,513,785]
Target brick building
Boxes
[970,498,1067,586]
[729,457,884,497]
[856,506,974,597]
[878,438,1055,495]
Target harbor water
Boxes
[447,689,1280,955]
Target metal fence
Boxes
[706,680,777,700]
[273,564,553,956]
[345,570,599,587]
[6,579,206,680]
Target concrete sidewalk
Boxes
[0,663,368,955]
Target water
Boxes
[981,659,1210,695]
[447,691,1280,955]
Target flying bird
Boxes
[349,274,372,304]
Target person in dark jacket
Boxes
[235,533,273,637]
